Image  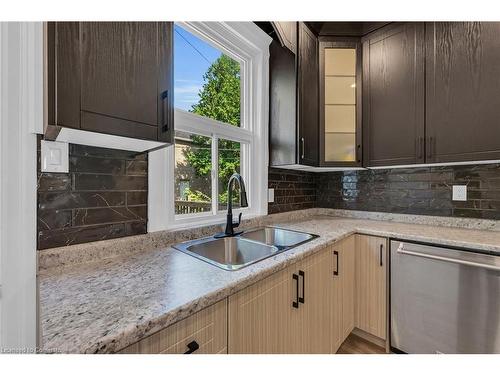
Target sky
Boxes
[174,24,222,111]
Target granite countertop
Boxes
[39,214,500,353]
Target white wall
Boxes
[0,22,40,351]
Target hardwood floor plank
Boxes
[336,333,386,354]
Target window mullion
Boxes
[211,134,219,215]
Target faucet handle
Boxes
[233,212,242,228]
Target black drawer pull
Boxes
[184,340,199,354]
[379,244,383,267]
[292,273,299,308]
[298,270,305,304]
[333,250,339,276]
[161,90,169,133]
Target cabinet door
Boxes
[355,235,387,340]
[228,266,301,353]
[426,22,500,163]
[119,299,227,354]
[331,235,355,352]
[48,22,173,142]
[298,247,334,353]
[80,22,173,141]
[319,38,362,167]
[269,40,297,166]
[297,22,319,166]
[362,23,425,167]
[272,22,297,54]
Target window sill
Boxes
[165,209,259,231]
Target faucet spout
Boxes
[214,173,248,238]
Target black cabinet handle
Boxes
[379,244,383,267]
[292,273,299,308]
[333,250,339,276]
[161,90,169,133]
[298,270,305,304]
[428,136,434,159]
[184,340,199,354]
[417,137,424,159]
[357,144,361,163]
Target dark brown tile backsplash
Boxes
[268,163,500,220]
[37,141,500,250]
[268,167,317,214]
[37,142,148,250]
[316,163,500,220]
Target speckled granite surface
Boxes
[39,213,500,353]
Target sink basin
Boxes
[173,227,319,271]
[173,236,279,271]
[240,227,318,250]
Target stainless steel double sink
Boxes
[173,227,319,271]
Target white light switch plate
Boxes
[452,185,467,201]
[268,188,275,203]
[41,140,69,173]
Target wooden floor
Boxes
[336,334,386,354]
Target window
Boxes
[173,23,248,218]
[148,22,272,231]
[174,25,241,127]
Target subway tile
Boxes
[73,206,147,226]
[311,162,500,220]
[38,191,126,210]
[70,144,146,161]
[37,140,148,250]
[126,191,148,206]
[38,223,128,250]
[74,174,148,191]
[38,173,71,192]
[126,160,148,175]
[69,155,124,174]
[38,209,72,230]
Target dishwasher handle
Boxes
[396,243,500,272]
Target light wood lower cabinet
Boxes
[298,246,335,353]
[331,235,356,352]
[119,299,227,354]
[228,246,337,354]
[227,264,300,353]
[355,234,387,340]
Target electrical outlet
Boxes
[268,188,275,203]
[41,140,69,173]
[452,185,467,201]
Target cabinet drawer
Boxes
[119,299,227,354]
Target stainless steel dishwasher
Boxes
[390,240,500,354]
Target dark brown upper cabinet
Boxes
[362,23,425,167]
[269,39,297,166]
[319,37,362,167]
[269,22,319,167]
[426,22,500,163]
[46,22,173,143]
[272,22,297,54]
[297,22,320,166]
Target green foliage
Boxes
[184,188,210,202]
[183,54,241,203]
[191,54,241,126]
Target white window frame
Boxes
[148,22,272,231]
[0,21,40,350]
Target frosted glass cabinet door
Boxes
[325,77,356,105]
[325,49,356,76]
[325,133,356,161]
[320,42,360,166]
[325,105,356,133]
